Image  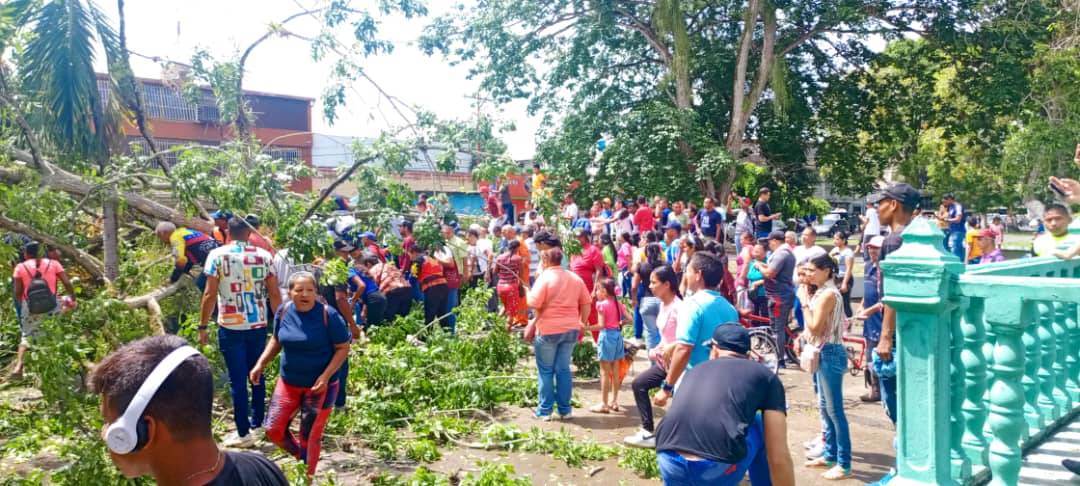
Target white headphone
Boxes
[104,345,201,454]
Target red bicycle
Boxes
[739,314,866,376]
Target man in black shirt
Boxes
[864,182,919,486]
[655,325,794,486]
[90,335,287,486]
[754,187,782,239]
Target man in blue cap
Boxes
[209,210,234,244]
[654,324,794,486]
[663,220,682,265]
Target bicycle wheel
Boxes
[748,329,779,374]
[846,346,861,376]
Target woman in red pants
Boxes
[495,239,527,329]
[249,271,350,479]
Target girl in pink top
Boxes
[586,277,630,413]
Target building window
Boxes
[267,146,301,162]
[126,137,216,167]
[141,84,198,122]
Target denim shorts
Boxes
[597,329,625,361]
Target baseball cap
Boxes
[665,220,683,232]
[758,187,771,195]
[533,230,562,247]
[707,324,751,355]
[210,210,233,220]
[767,230,786,242]
[868,236,885,248]
[867,183,921,210]
[360,231,377,241]
[244,214,260,228]
[332,240,355,252]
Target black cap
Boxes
[707,324,751,355]
[244,214,260,228]
[767,230,786,241]
[333,240,355,252]
[534,230,562,247]
[758,187,771,195]
[868,183,921,210]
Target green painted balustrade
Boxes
[882,218,1080,486]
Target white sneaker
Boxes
[806,442,826,460]
[555,410,572,421]
[804,436,823,449]
[222,431,255,448]
[623,428,656,448]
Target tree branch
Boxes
[0,92,53,176]
[0,213,107,282]
[301,154,378,222]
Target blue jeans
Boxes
[634,284,646,339]
[658,414,772,486]
[793,296,804,330]
[407,273,423,302]
[446,287,460,333]
[534,330,578,416]
[817,343,851,470]
[621,270,632,301]
[335,356,349,408]
[640,296,661,350]
[880,352,898,425]
[946,231,965,260]
[218,326,268,437]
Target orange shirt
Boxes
[527,267,591,336]
[516,236,531,283]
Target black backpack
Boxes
[25,260,57,315]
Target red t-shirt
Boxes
[486,194,501,217]
[399,236,416,273]
[13,258,64,301]
[634,206,656,232]
[570,243,605,291]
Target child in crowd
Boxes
[588,277,630,413]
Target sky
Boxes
[94,0,542,160]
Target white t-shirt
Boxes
[863,208,881,237]
[613,215,633,239]
[562,203,579,221]
[471,239,494,273]
[829,247,855,278]
[735,209,753,236]
[792,245,827,283]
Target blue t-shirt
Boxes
[665,241,680,265]
[348,267,378,298]
[697,209,724,238]
[676,290,740,371]
[273,302,351,388]
[572,217,592,234]
[660,207,672,227]
[948,203,966,234]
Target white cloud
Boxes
[94,0,541,159]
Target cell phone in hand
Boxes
[1050,180,1068,199]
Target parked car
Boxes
[813,211,854,237]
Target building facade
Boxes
[312,134,486,214]
[96,75,314,191]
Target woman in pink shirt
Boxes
[624,265,681,448]
[527,247,592,421]
[616,232,634,298]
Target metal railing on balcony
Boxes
[884,218,1080,485]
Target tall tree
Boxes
[421,0,964,203]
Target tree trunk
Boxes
[102,190,120,282]
[3,148,213,233]
[0,213,106,281]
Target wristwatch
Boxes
[661,382,675,393]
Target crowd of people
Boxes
[14,158,1080,485]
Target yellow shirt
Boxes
[1034,232,1075,257]
[531,173,545,192]
[965,232,982,261]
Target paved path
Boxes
[1020,419,1080,485]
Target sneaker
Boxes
[822,465,852,480]
[806,442,826,460]
[535,410,553,422]
[623,429,656,449]
[865,470,895,486]
[222,432,255,448]
[1063,459,1080,475]
[804,436,823,449]
[805,457,834,469]
[555,410,572,421]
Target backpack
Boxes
[24,259,57,315]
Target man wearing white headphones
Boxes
[90,335,287,485]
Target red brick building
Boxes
[96,75,314,191]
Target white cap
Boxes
[868,235,885,248]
